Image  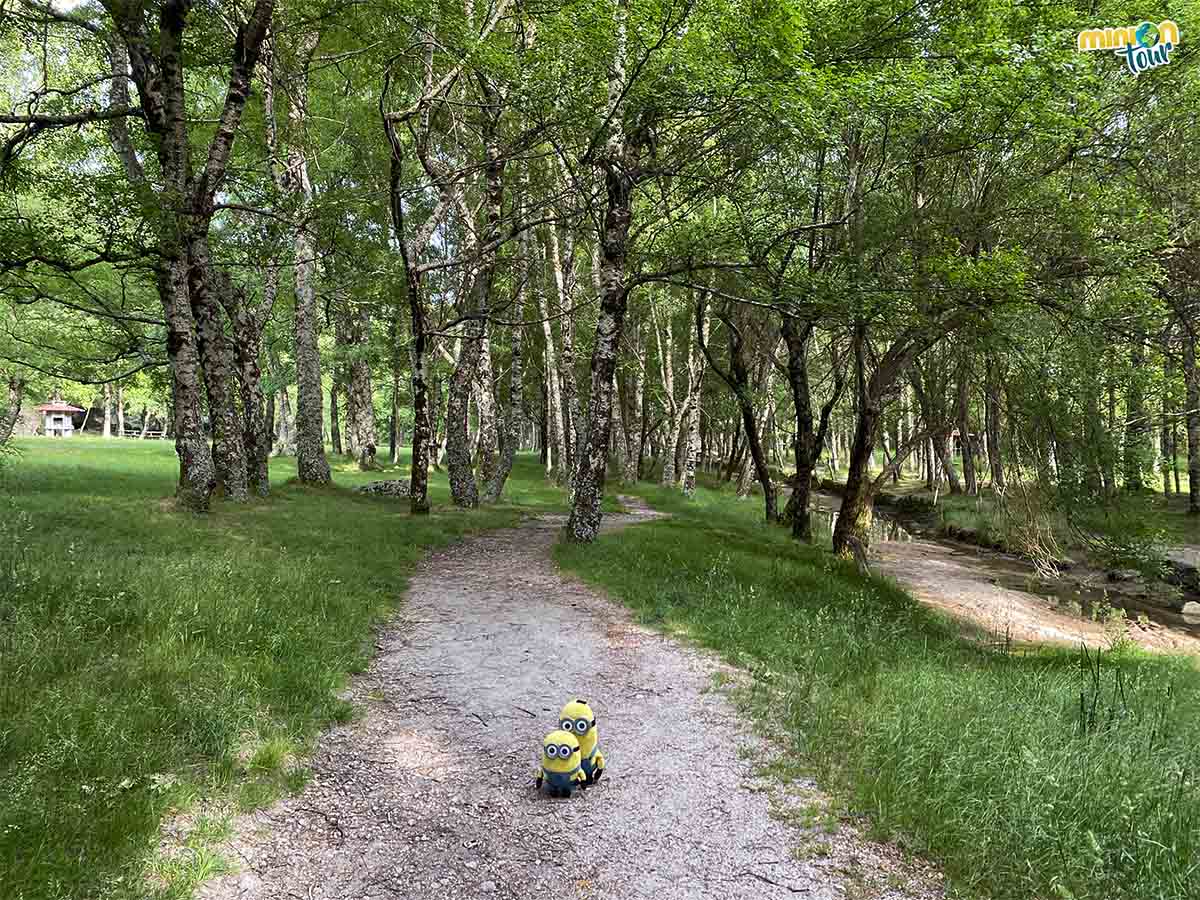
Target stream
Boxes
[810,492,1200,652]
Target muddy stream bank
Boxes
[810,492,1200,654]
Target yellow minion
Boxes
[559,699,605,785]
[535,729,586,798]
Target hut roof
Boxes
[36,402,85,413]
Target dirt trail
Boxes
[198,502,940,900]
[871,539,1132,648]
[807,491,1200,654]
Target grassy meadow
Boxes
[4,440,1199,900]
[0,438,567,900]
[557,480,1200,900]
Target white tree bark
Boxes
[102,383,112,438]
[286,31,330,484]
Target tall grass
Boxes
[0,439,566,900]
[556,483,1200,900]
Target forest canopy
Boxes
[0,0,1198,549]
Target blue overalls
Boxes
[580,748,602,781]
[543,765,582,793]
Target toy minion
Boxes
[535,729,586,798]
[559,699,605,785]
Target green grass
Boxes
[0,438,571,900]
[556,480,1200,900]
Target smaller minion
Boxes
[535,729,586,798]
[559,699,605,785]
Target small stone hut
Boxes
[35,400,85,437]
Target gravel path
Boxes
[198,503,940,900]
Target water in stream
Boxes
[811,497,914,544]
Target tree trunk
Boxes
[264,390,276,456]
[549,225,582,474]
[985,355,1005,489]
[956,362,977,495]
[829,318,940,555]
[287,32,331,486]
[780,316,839,542]
[1124,333,1150,491]
[1,374,24,445]
[188,248,249,500]
[484,300,526,503]
[1163,324,1175,496]
[336,317,357,460]
[446,332,481,508]
[102,383,112,438]
[292,223,330,484]
[566,164,638,539]
[538,261,567,480]
[116,386,126,438]
[106,0,271,511]
[271,350,297,458]
[681,393,701,497]
[390,368,401,465]
[139,407,150,439]
[911,368,961,495]
[215,272,271,497]
[834,396,882,555]
[433,366,449,469]
[330,385,343,455]
[621,324,645,484]
[539,379,551,471]
[723,422,743,482]
[1186,331,1200,515]
[345,301,377,470]
[446,102,505,505]
[735,434,756,497]
[407,305,433,514]
[1173,415,1182,495]
[655,311,687,487]
[698,299,776,522]
[164,260,218,508]
[612,385,629,469]
[474,333,499,484]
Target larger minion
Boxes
[535,729,586,798]
[559,699,605,785]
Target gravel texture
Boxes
[197,502,942,900]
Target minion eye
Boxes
[546,745,559,758]
[575,718,589,733]
[561,719,574,732]
[559,744,573,757]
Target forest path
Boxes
[198,499,938,900]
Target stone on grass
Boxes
[358,480,411,498]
